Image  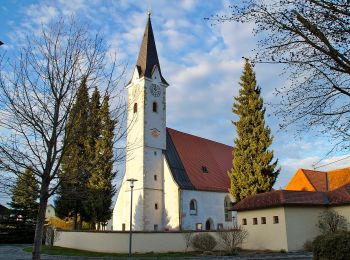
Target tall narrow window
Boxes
[155,203,158,210]
[189,199,197,215]
[133,103,137,113]
[154,224,158,231]
[224,196,232,222]
[153,102,158,113]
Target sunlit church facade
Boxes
[112,15,236,231]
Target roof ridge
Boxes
[327,166,350,173]
[166,127,233,148]
[300,168,327,173]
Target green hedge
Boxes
[313,232,350,260]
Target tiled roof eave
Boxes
[181,187,229,193]
[233,202,329,212]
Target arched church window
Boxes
[189,199,197,215]
[133,103,137,113]
[152,102,158,113]
[224,195,232,222]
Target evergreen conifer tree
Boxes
[229,61,280,201]
[9,167,39,224]
[87,94,115,228]
[55,77,91,229]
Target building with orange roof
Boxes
[285,167,350,192]
[232,184,350,251]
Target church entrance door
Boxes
[205,218,213,230]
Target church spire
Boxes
[135,13,168,85]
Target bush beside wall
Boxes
[313,232,350,260]
[190,233,217,252]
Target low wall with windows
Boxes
[54,230,225,253]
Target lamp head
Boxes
[126,178,138,188]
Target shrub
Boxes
[303,240,313,252]
[313,232,350,260]
[190,233,217,252]
[217,227,248,254]
[317,209,348,234]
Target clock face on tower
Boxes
[150,84,161,97]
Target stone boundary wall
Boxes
[53,230,225,253]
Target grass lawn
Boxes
[23,245,193,258]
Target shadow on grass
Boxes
[23,245,194,258]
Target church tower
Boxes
[113,14,168,231]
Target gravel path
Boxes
[0,245,313,260]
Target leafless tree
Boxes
[0,18,126,260]
[210,0,350,150]
[217,226,248,255]
[317,209,348,234]
[183,231,194,252]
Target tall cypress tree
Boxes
[87,94,115,228]
[229,61,280,201]
[9,167,39,224]
[55,77,90,229]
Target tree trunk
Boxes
[73,211,77,230]
[32,182,49,260]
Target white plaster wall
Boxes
[113,184,144,231]
[142,73,167,230]
[54,230,225,253]
[236,207,288,251]
[142,187,163,230]
[113,67,168,231]
[113,74,145,231]
[284,207,324,251]
[181,190,235,230]
[285,205,350,251]
[144,75,167,150]
[163,158,180,230]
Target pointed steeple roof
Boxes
[135,14,168,85]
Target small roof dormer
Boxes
[135,13,168,85]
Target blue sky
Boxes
[1,0,349,204]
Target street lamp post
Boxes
[126,178,138,257]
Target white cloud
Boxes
[4,0,349,194]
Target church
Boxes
[112,15,236,231]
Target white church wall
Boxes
[144,76,167,150]
[141,76,167,231]
[163,158,180,230]
[142,189,163,231]
[181,190,236,230]
[113,78,146,231]
[113,183,144,231]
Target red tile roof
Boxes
[167,128,233,192]
[328,184,350,205]
[233,184,350,211]
[303,169,328,191]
